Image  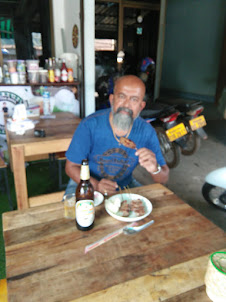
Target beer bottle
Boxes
[75,159,95,231]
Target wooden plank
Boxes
[70,254,213,302]
[25,154,50,162]
[28,191,65,207]
[24,138,72,157]
[3,185,225,302]
[5,112,81,209]
[11,145,29,209]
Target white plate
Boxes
[105,193,153,222]
[94,191,104,206]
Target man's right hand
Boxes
[95,178,118,196]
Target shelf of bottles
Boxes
[0,57,80,87]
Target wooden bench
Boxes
[0,156,13,210]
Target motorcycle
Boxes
[141,103,188,169]
[202,167,226,211]
[157,98,208,155]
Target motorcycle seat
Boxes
[141,103,174,118]
[156,97,202,112]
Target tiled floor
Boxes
[134,101,226,231]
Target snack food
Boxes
[118,199,146,217]
[120,137,137,149]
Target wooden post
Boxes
[11,145,29,210]
[118,0,124,54]
[0,36,3,67]
[154,0,167,101]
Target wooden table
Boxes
[6,112,81,210]
[3,184,225,302]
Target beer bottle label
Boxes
[80,165,90,180]
[76,200,95,227]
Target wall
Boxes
[52,0,81,57]
[52,0,95,116]
[161,0,225,102]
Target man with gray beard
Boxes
[65,75,169,196]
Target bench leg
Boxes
[3,168,13,210]
[58,160,67,190]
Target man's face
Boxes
[109,77,146,131]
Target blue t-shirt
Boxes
[66,108,166,188]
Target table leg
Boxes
[11,145,29,209]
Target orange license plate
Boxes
[189,115,206,131]
[166,123,187,142]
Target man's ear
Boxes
[109,94,114,106]
[141,101,146,111]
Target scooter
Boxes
[157,98,208,155]
[202,167,226,211]
[141,103,188,169]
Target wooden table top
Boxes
[3,184,226,302]
[7,112,81,146]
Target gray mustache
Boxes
[116,107,133,117]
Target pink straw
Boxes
[85,222,138,254]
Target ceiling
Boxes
[0,0,28,19]
[0,0,41,37]
[96,1,160,32]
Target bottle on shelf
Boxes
[67,67,74,83]
[44,59,49,70]
[75,159,95,231]
[60,59,68,83]
[48,58,55,83]
[43,91,51,115]
[54,58,61,83]
[3,64,11,84]
[0,66,3,83]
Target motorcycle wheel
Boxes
[202,182,226,211]
[181,130,201,156]
[155,126,181,169]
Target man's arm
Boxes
[65,159,118,195]
[135,148,169,184]
[150,164,169,184]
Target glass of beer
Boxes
[63,193,76,219]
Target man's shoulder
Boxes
[136,116,155,130]
[83,108,110,123]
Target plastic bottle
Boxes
[54,58,61,83]
[67,68,74,82]
[75,159,95,231]
[3,64,11,84]
[60,59,68,83]
[43,91,51,115]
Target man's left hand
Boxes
[135,148,159,174]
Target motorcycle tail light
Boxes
[160,112,180,123]
[187,106,204,117]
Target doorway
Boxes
[95,0,161,110]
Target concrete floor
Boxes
[134,102,226,231]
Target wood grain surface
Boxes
[6,112,81,209]
[3,184,226,302]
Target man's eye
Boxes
[130,97,139,103]
[118,94,125,99]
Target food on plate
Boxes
[120,200,131,217]
[131,199,146,216]
[105,197,121,214]
[106,197,146,217]
[119,199,146,217]
[120,137,136,149]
